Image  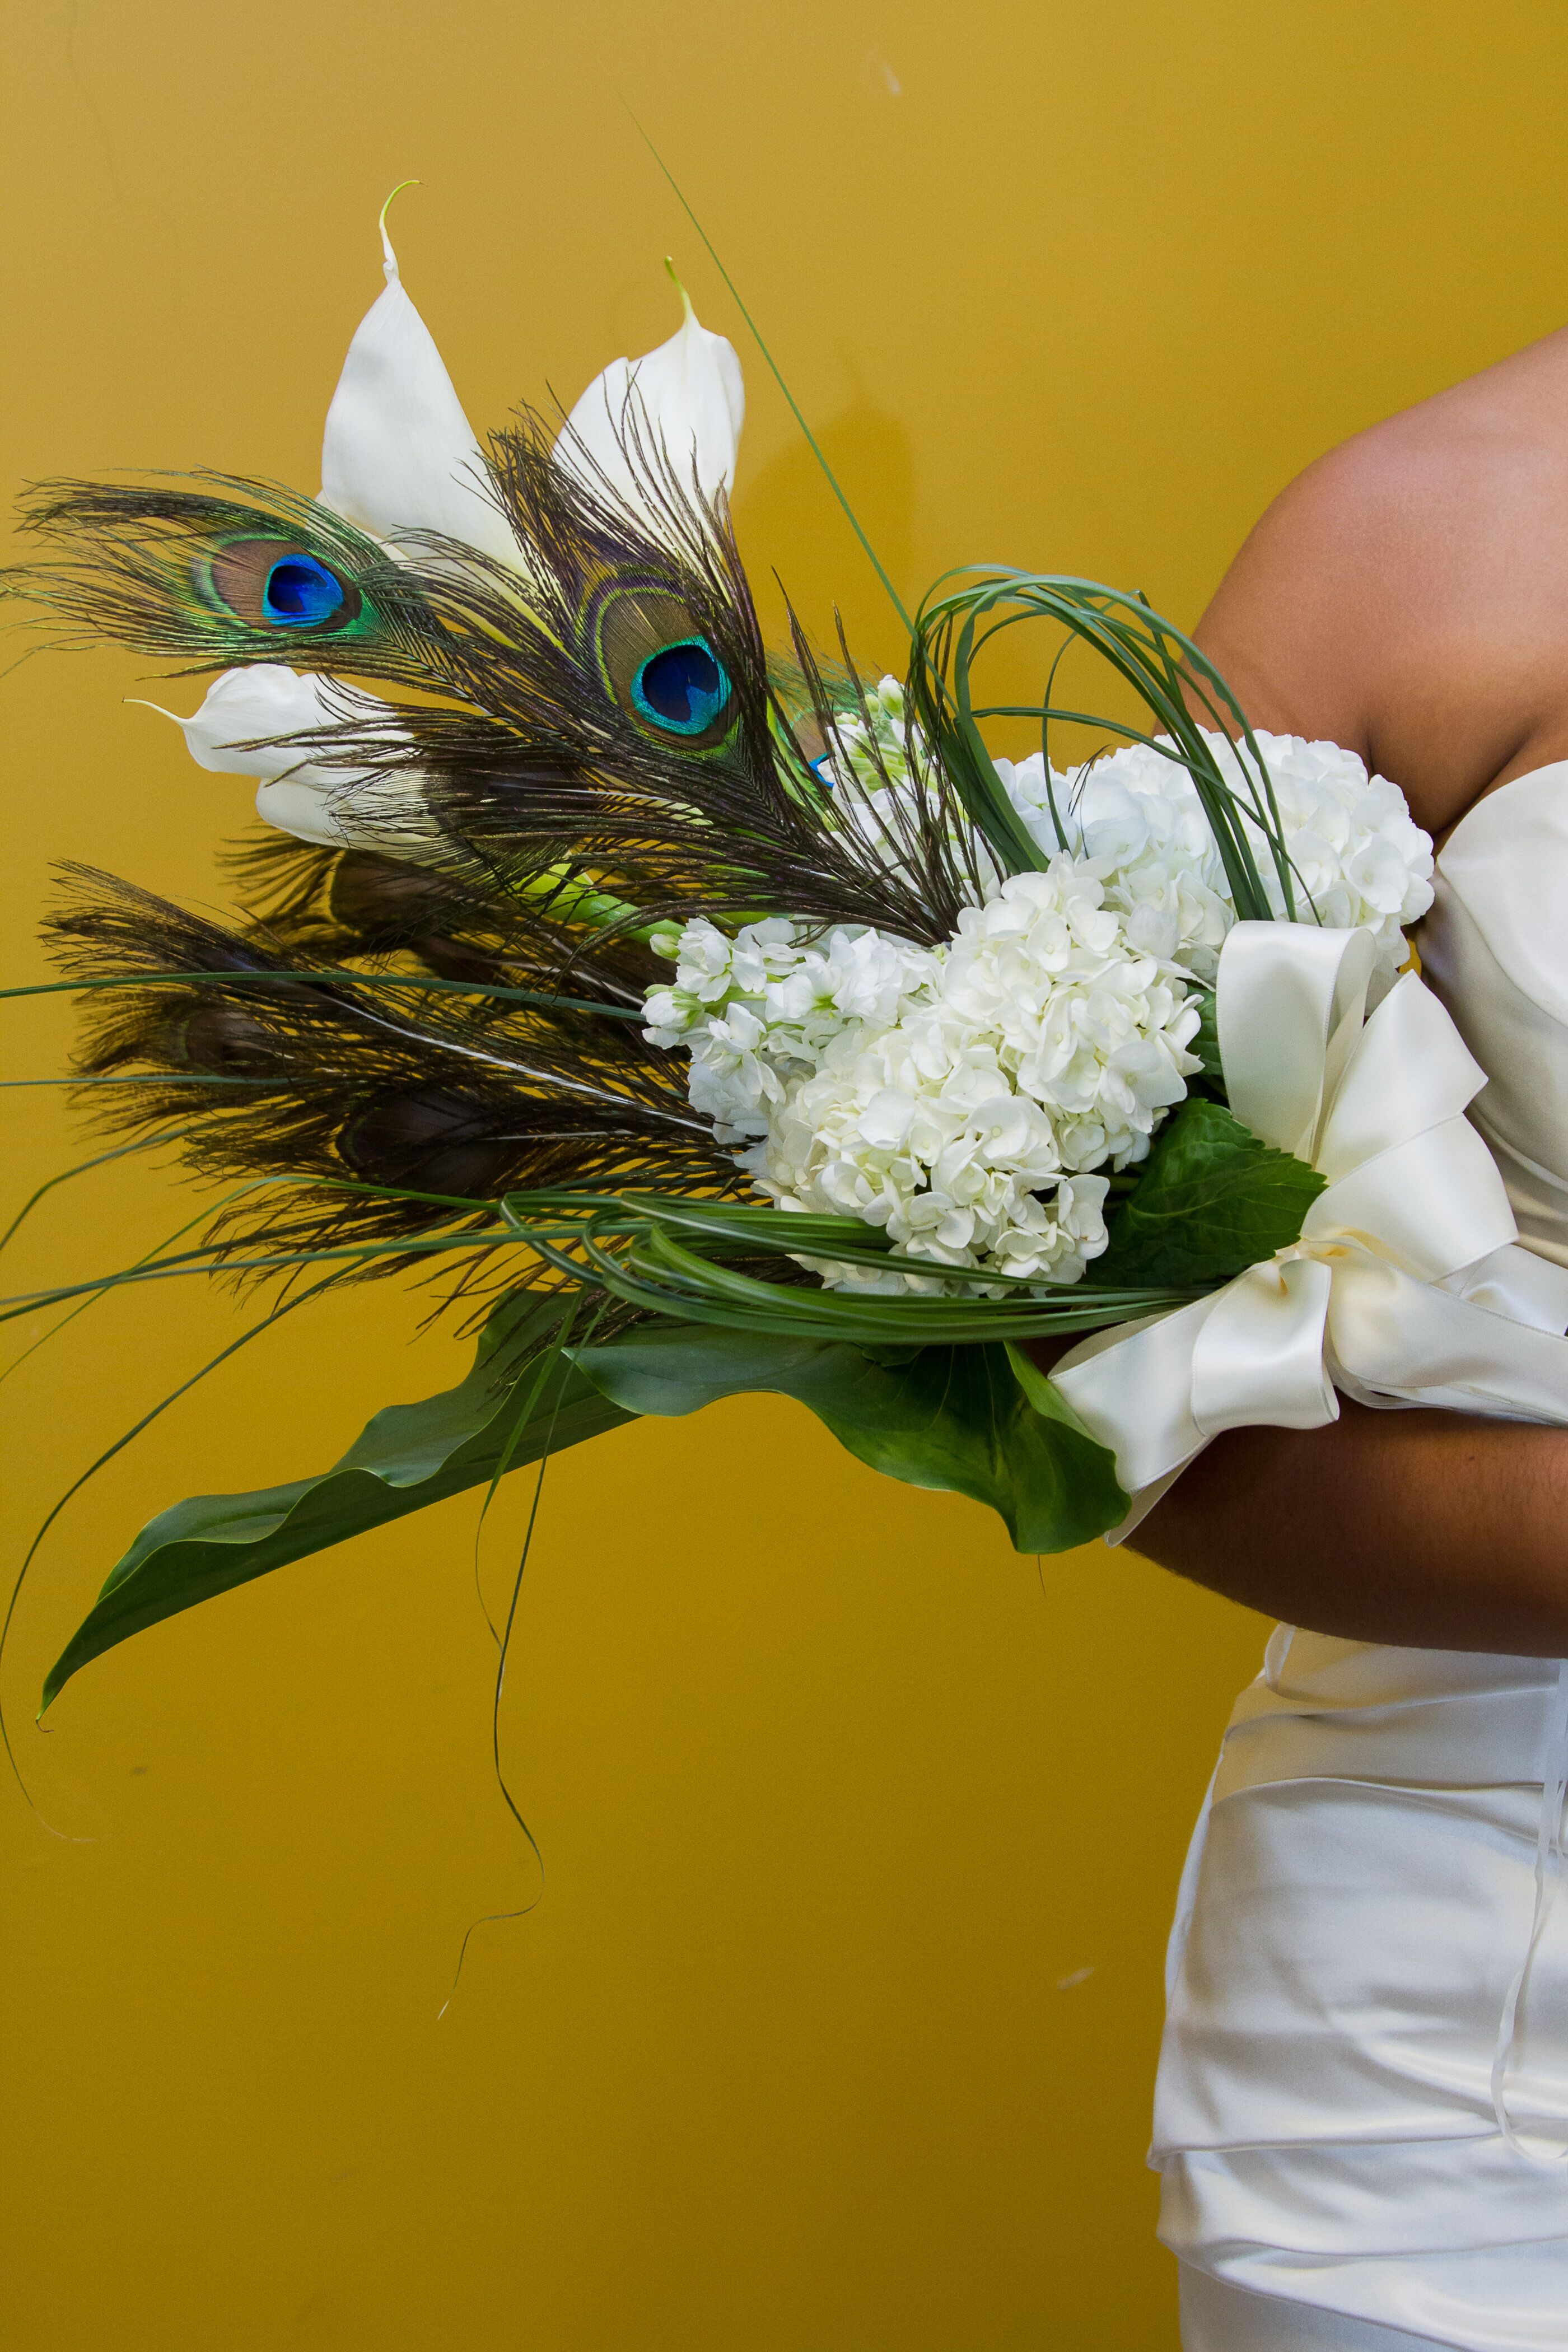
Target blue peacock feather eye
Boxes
[199,537,365,633]
[262,554,347,627]
[630,638,731,736]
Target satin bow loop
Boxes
[1051,922,1568,1532]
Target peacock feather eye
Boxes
[199,537,363,633]
[260,554,346,626]
[631,638,731,736]
[591,581,739,753]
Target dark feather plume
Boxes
[391,412,981,950]
[47,865,741,1276]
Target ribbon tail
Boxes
[1443,1243,1568,1337]
[1330,1258,1568,1422]
[1049,1296,1218,1507]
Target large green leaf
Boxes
[1094,1097,1324,1289]
[41,1291,632,1712]
[572,1326,1126,1553]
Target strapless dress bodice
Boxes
[1420,762,1568,1269]
[1155,762,1568,2352]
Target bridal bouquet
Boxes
[10,213,1567,1715]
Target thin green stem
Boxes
[623,109,913,635]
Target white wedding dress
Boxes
[1157,763,1568,2351]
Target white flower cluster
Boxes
[645,867,1200,1293]
[820,673,917,797]
[817,676,991,887]
[816,689,1434,995]
[1004,729,1434,990]
[759,868,1200,1291]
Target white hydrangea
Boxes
[997,729,1434,990]
[762,865,1203,1289]
[816,697,1432,993]
[646,865,1201,1295]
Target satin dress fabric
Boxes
[1156,764,1568,2352]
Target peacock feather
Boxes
[7,478,435,675]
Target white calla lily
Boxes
[141,666,436,853]
[557,270,744,532]
[319,197,522,567]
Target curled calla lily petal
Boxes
[139,666,437,853]
[319,208,523,567]
[556,271,744,533]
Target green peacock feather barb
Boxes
[2,216,1436,1714]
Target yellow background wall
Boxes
[3,5,1566,2346]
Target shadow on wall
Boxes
[731,382,916,665]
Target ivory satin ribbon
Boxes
[1049,921,1568,1533]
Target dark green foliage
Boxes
[571,1324,1127,1553]
[1188,987,1224,1092]
[1094,1098,1325,1289]
[41,1292,630,1711]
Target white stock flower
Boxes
[556,274,745,534]
[815,676,996,889]
[148,666,437,853]
[823,675,918,795]
[643,914,926,1142]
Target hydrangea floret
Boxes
[641,916,927,1145]
[814,695,1434,997]
[754,867,1199,1294]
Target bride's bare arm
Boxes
[1137,1404,1568,1654]
[1123,330,1568,1648]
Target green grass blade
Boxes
[0,971,645,1020]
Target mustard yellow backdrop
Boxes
[3,4,1565,2346]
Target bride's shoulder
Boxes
[1263,328,1568,570]
[1195,325,1568,834]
